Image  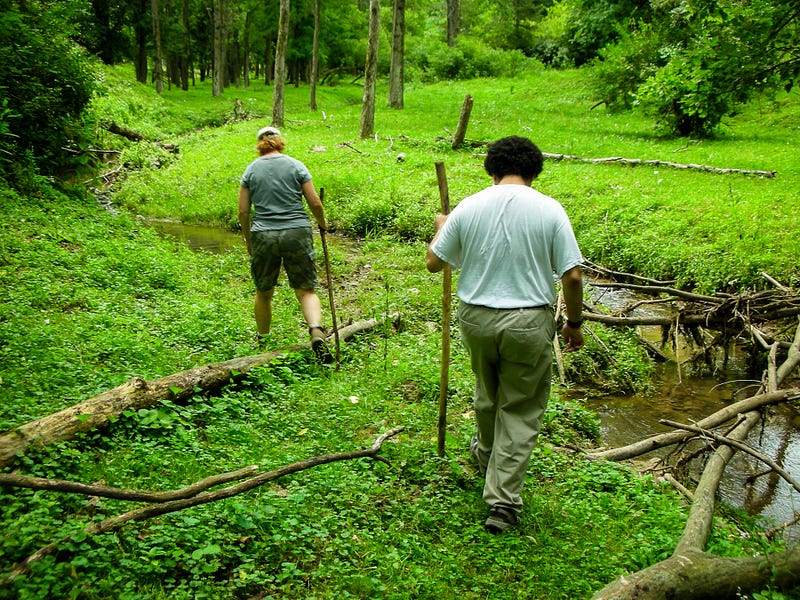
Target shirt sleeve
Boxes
[430,210,463,269]
[551,215,583,276]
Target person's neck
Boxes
[492,174,530,186]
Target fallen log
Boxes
[542,152,777,178]
[591,548,800,600]
[1,426,404,586]
[0,315,399,467]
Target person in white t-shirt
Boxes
[426,136,585,533]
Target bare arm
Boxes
[425,214,449,273]
[301,180,328,230]
[560,265,584,352]
[238,186,252,255]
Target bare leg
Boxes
[294,288,322,328]
[254,288,275,335]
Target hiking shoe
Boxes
[309,326,333,363]
[485,505,519,534]
[470,433,486,477]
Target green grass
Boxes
[1,64,799,599]
[106,64,800,291]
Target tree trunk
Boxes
[388,0,405,109]
[0,316,398,468]
[446,0,459,46]
[150,0,164,93]
[180,0,190,90]
[591,548,800,600]
[451,94,472,149]
[242,9,253,88]
[359,0,380,138]
[212,0,228,97]
[309,0,321,110]
[272,0,290,127]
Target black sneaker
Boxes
[485,505,519,534]
[309,327,333,363]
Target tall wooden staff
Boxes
[318,188,340,368]
[435,162,451,457]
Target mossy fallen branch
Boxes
[0,315,400,467]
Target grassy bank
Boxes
[106,65,800,291]
[1,65,798,599]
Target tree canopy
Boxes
[2,0,799,181]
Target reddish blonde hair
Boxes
[256,136,286,155]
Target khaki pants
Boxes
[458,302,555,514]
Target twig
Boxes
[0,466,259,502]
[660,420,800,496]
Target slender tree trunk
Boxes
[446,0,459,46]
[264,36,273,85]
[388,0,404,109]
[212,0,228,97]
[180,0,190,90]
[359,0,380,138]
[309,0,321,110]
[272,0,290,127]
[151,0,164,93]
[243,10,252,88]
[135,24,148,84]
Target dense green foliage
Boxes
[0,2,98,179]
[585,0,800,136]
[1,65,799,598]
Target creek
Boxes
[152,220,799,542]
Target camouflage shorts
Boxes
[250,227,318,291]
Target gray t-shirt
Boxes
[430,184,583,309]
[240,154,312,231]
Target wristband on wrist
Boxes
[566,318,584,329]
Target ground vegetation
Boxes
[1,63,799,598]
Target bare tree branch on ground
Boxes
[1,427,404,586]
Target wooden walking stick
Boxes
[318,188,340,368]
[435,162,452,457]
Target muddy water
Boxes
[152,222,799,540]
[150,219,245,254]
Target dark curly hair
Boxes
[483,136,544,181]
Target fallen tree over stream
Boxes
[584,270,800,598]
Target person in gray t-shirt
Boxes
[238,126,329,357]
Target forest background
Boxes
[1,0,799,598]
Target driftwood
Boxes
[1,426,404,586]
[542,152,777,178]
[461,145,776,177]
[0,315,399,468]
[590,310,800,599]
[579,268,800,380]
[592,547,800,600]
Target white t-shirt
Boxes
[430,183,583,309]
